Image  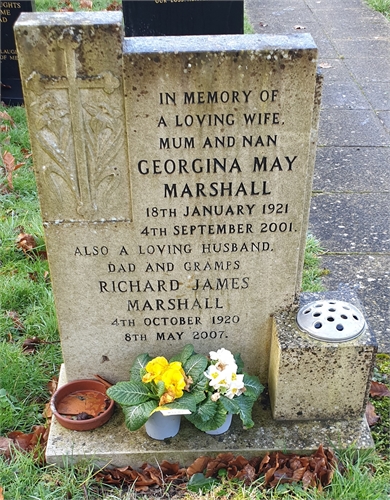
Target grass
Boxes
[366,0,390,18]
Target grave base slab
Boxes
[46,366,373,468]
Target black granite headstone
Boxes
[123,0,243,37]
[1,0,34,105]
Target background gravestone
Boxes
[15,12,320,385]
[0,0,34,105]
[123,0,243,37]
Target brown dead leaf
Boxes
[106,0,122,10]
[370,380,390,398]
[0,111,14,126]
[47,377,58,395]
[7,425,48,461]
[187,456,210,476]
[3,150,24,171]
[0,485,4,500]
[0,437,13,460]
[96,446,338,493]
[43,402,53,419]
[366,400,380,426]
[22,336,43,354]
[16,233,37,253]
[57,390,109,418]
[6,311,24,331]
[79,0,92,8]
[234,463,257,485]
[2,151,25,190]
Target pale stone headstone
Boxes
[15,12,377,467]
[15,12,321,385]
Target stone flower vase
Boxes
[145,411,181,440]
[206,413,233,435]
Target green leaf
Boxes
[169,344,194,365]
[219,395,240,414]
[243,374,264,400]
[164,392,198,413]
[234,352,245,373]
[129,353,152,382]
[107,381,153,406]
[190,373,208,402]
[187,473,218,493]
[184,354,208,383]
[154,380,166,398]
[234,394,256,428]
[185,396,228,431]
[122,400,158,431]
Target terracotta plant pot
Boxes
[51,379,114,431]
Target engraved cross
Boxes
[27,28,120,217]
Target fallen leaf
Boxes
[370,381,390,398]
[43,402,53,419]
[7,425,48,461]
[47,378,58,395]
[22,336,43,354]
[1,151,25,190]
[16,233,37,253]
[106,0,122,10]
[95,446,338,492]
[0,485,4,500]
[234,463,256,485]
[79,0,92,8]
[0,111,14,126]
[366,401,380,426]
[187,456,210,476]
[0,437,13,460]
[56,390,108,417]
[6,311,24,331]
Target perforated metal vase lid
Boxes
[296,300,366,342]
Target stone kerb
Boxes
[15,13,320,385]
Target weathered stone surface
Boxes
[269,292,377,421]
[46,364,374,468]
[14,12,131,222]
[15,13,321,383]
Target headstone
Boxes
[123,0,243,37]
[14,12,376,467]
[0,0,34,105]
[15,12,320,384]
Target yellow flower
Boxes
[142,356,168,383]
[160,364,186,399]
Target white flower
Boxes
[204,365,231,390]
[209,348,236,366]
[225,373,245,399]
